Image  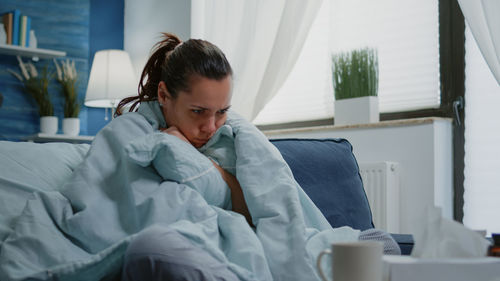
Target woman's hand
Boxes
[161,126,190,144]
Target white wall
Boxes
[263,118,453,235]
[124,0,191,83]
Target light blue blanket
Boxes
[0,102,359,280]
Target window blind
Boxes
[463,25,500,235]
[254,0,440,125]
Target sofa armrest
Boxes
[390,233,414,255]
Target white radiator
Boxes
[358,162,400,233]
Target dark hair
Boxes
[115,32,233,116]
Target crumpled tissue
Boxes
[411,206,491,258]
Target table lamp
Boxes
[85,50,136,120]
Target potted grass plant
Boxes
[8,56,57,134]
[54,59,80,136]
[332,47,379,125]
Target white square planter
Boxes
[40,116,58,134]
[62,118,80,136]
[334,96,379,126]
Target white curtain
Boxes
[191,0,322,121]
[458,0,500,85]
[463,24,500,236]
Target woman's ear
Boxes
[157,81,171,106]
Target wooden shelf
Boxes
[25,133,94,144]
[0,44,66,60]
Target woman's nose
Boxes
[200,116,217,135]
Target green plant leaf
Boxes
[331,47,379,100]
[55,59,80,118]
[22,66,55,117]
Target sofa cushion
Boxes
[0,141,90,193]
[0,141,90,242]
[271,138,374,231]
[390,233,415,255]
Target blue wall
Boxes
[87,0,124,135]
[0,0,90,140]
[0,0,124,140]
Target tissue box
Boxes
[383,255,500,281]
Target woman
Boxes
[115,33,399,281]
[116,33,246,281]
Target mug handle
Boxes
[316,249,332,281]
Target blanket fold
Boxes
[0,101,359,281]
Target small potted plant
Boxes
[54,59,80,136]
[8,56,57,134]
[331,47,379,125]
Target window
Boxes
[254,0,440,126]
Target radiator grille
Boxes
[359,162,400,233]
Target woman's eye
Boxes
[192,109,203,114]
[218,109,228,114]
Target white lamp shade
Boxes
[85,50,137,108]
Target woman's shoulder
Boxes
[103,111,156,137]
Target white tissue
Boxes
[411,206,491,258]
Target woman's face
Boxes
[158,75,232,148]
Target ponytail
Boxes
[115,33,181,116]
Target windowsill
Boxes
[262,117,452,137]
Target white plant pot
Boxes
[334,96,379,126]
[40,116,58,134]
[62,118,80,136]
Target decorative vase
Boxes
[29,30,37,48]
[40,116,58,134]
[334,96,379,126]
[0,23,7,45]
[62,118,80,136]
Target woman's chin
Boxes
[191,138,210,148]
[191,141,206,148]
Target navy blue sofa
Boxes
[270,138,414,255]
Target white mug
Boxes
[316,241,383,281]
